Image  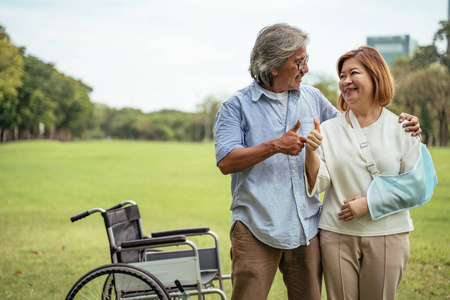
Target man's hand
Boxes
[305,118,322,152]
[277,120,306,156]
[217,119,306,174]
[399,112,422,137]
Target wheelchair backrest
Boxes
[101,204,144,263]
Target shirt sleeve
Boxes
[318,92,340,123]
[213,97,245,164]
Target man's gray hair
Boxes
[249,23,309,86]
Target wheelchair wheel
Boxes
[66,263,170,300]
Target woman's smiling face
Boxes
[339,57,375,108]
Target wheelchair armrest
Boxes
[151,226,210,238]
[121,235,186,249]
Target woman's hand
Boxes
[305,118,322,152]
[338,196,369,221]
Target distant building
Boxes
[367,35,418,68]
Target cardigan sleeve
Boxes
[304,151,332,197]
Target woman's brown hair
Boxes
[336,46,395,112]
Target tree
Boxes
[0,26,23,101]
[108,107,145,139]
[413,21,450,74]
[0,25,23,141]
[145,109,196,141]
[196,95,223,142]
[18,56,60,138]
[393,63,449,146]
[17,55,57,138]
[406,20,450,146]
[391,57,417,115]
[54,76,94,139]
[17,55,94,140]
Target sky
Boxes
[0,0,448,113]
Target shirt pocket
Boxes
[300,119,315,137]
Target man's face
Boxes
[270,47,309,93]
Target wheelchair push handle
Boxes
[107,200,136,210]
[106,200,136,211]
[71,211,90,222]
[71,201,136,223]
[70,208,105,222]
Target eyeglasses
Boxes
[295,54,309,70]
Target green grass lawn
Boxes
[0,140,448,299]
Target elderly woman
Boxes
[304,46,423,300]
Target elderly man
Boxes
[213,23,420,300]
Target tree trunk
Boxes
[439,106,448,146]
[424,132,431,145]
[13,125,19,140]
[2,129,7,142]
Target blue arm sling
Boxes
[349,110,438,221]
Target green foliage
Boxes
[0,25,23,137]
[392,62,449,146]
[196,95,224,142]
[0,141,448,299]
[391,21,450,146]
[0,25,95,142]
[53,76,94,138]
[147,109,196,141]
[304,72,339,107]
[0,30,23,101]
[87,95,225,142]
[0,95,20,132]
[412,21,450,73]
[90,106,198,141]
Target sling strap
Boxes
[348,110,379,178]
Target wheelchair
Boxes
[66,200,231,300]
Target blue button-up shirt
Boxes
[213,81,339,249]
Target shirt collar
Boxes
[250,81,265,102]
[250,80,300,102]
